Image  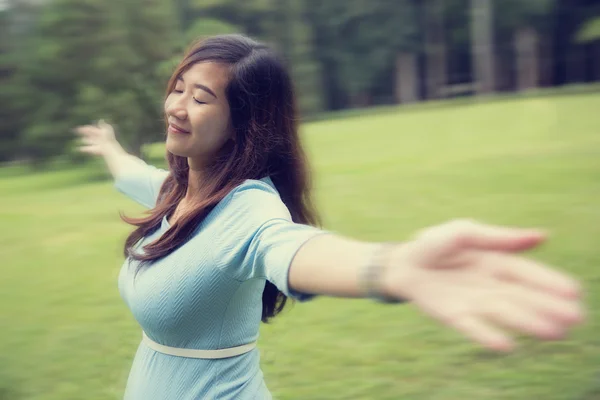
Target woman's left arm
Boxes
[288,219,585,352]
[288,233,383,299]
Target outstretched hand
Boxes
[385,219,585,352]
[74,120,119,157]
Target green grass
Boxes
[1,92,599,399]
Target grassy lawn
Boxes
[1,91,599,399]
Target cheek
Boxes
[189,108,210,133]
[164,96,174,113]
[191,108,229,139]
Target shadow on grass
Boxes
[0,387,21,400]
[0,371,21,400]
[579,379,600,400]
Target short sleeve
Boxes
[114,163,169,208]
[215,179,328,301]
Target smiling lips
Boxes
[168,122,190,134]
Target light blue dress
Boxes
[115,163,325,399]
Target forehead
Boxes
[179,62,230,93]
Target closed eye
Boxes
[193,98,206,105]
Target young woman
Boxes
[76,34,584,400]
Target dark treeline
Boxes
[1,0,599,165]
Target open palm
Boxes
[74,120,118,157]
[388,220,584,352]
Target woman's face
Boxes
[164,62,233,169]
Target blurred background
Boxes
[1,0,599,163]
[1,1,599,399]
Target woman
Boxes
[76,34,584,400]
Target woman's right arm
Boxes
[75,120,168,208]
[75,120,148,180]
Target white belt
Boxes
[142,331,257,359]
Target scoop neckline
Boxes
[159,176,274,231]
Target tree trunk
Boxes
[494,46,511,92]
[395,52,419,104]
[283,0,324,116]
[423,0,447,99]
[539,32,554,87]
[515,26,540,91]
[350,92,371,108]
[567,44,586,84]
[470,0,495,95]
[594,42,600,82]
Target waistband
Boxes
[142,331,257,359]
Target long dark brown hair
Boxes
[121,34,320,323]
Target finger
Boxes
[78,145,100,155]
[506,284,585,325]
[458,221,547,252]
[79,136,96,146]
[74,126,100,137]
[490,253,582,299]
[73,126,89,136]
[480,299,566,340]
[450,315,514,352]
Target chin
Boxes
[165,138,191,157]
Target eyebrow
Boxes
[177,77,218,99]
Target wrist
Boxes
[360,242,411,303]
[379,241,418,302]
[105,140,125,156]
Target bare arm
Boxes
[75,120,148,180]
[99,142,148,181]
[288,234,385,299]
[288,220,584,352]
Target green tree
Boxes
[577,16,600,43]
[18,0,112,164]
[306,0,419,108]
[0,0,40,162]
[188,0,275,39]
[471,0,495,94]
[107,0,180,156]
[442,0,473,87]
[188,0,324,116]
[422,0,448,100]
[495,0,556,91]
[16,0,179,165]
[0,7,20,161]
[273,0,324,116]
[578,14,600,81]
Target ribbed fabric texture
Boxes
[115,164,325,399]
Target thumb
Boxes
[457,221,547,252]
[97,119,112,130]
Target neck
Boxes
[184,159,207,202]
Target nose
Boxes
[165,96,188,120]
